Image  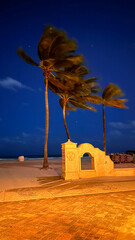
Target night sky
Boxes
[0,0,135,157]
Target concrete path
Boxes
[0,175,135,202]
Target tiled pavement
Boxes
[0,184,135,239]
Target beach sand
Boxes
[0,159,62,191]
[0,158,134,191]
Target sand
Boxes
[0,158,134,191]
[0,159,62,191]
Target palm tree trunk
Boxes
[43,73,49,168]
[103,104,106,154]
[63,101,70,140]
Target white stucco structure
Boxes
[62,140,135,180]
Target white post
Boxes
[61,140,79,180]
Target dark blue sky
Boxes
[0,0,135,156]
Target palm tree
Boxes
[17,25,83,168]
[59,93,97,140]
[48,65,100,140]
[102,83,128,154]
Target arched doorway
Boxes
[81,152,94,170]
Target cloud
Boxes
[109,122,129,129]
[109,130,122,136]
[37,127,45,132]
[109,121,135,129]
[131,121,135,127]
[22,132,29,137]
[38,88,44,92]
[0,132,44,146]
[2,137,11,142]
[0,136,26,144]
[0,77,33,91]
[15,136,26,144]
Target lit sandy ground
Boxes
[0,158,135,191]
[0,159,62,190]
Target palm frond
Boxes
[37,25,77,61]
[103,99,128,108]
[102,83,124,100]
[37,26,67,60]
[66,65,89,76]
[53,60,80,71]
[91,86,102,94]
[85,95,103,104]
[48,81,60,95]
[65,55,83,65]
[69,99,96,112]
[54,55,83,71]
[50,40,77,59]
[59,98,64,109]
[48,76,69,91]
[59,97,76,113]
[57,72,81,82]
[65,101,76,111]
[76,65,89,76]
[17,47,39,66]
[42,58,55,68]
[83,77,98,84]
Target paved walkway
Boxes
[0,176,135,239]
[0,190,135,240]
[1,175,135,202]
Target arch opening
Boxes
[81,152,94,170]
